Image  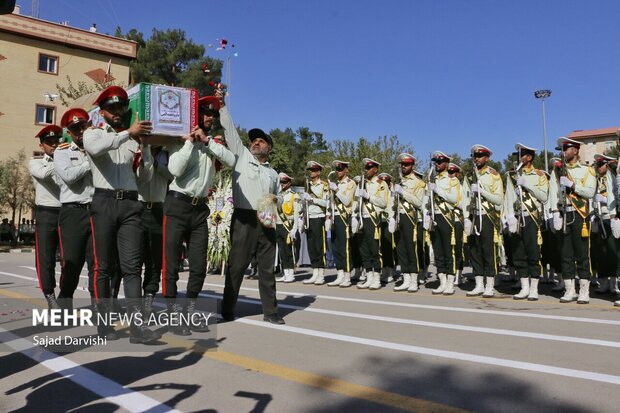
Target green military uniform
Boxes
[503,143,549,301]
[462,144,503,298]
[549,137,596,303]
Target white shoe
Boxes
[394,273,411,291]
[443,274,455,295]
[610,277,620,294]
[513,278,530,300]
[552,275,565,292]
[577,279,591,304]
[357,271,372,289]
[369,271,382,290]
[339,272,352,288]
[432,273,447,294]
[275,272,286,282]
[614,300,620,307]
[467,276,485,296]
[482,277,495,298]
[454,270,462,286]
[407,273,419,292]
[594,277,609,294]
[314,268,325,285]
[283,269,296,283]
[304,268,319,284]
[560,279,578,303]
[527,278,539,301]
[328,270,345,286]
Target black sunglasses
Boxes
[365,165,376,170]
[595,161,607,167]
[335,165,346,171]
[307,168,321,172]
[473,153,487,158]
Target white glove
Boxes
[394,184,405,196]
[516,176,526,187]
[359,189,370,200]
[329,182,338,191]
[464,218,473,236]
[297,218,304,231]
[423,214,431,231]
[559,176,573,190]
[351,217,359,234]
[290,225,297,241]
[429,183,437,193]
[388,217,396,233]
[553,211,563,231]
[470,183,479,194]
[507,214,518,234]
[514,186,520,197]
[301,192,312,201]
[276,195,284,206]
[594,194,608,204]
[611,218,620,239]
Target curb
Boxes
[6,248,34,253]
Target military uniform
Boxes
[301,161,330,285]
[425,151,461,295]
[54,109,95,307]
[449,163,466,287]
[327,160,356,287]
[29,125,63,309]
[275,172,300,283]
[548,137,596,304]
[355,158,389,290]
[378,173,396,283]
[463,145,503,298]
[392,154,426,292]
[503,143,549,301]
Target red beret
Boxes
[94,86,128,107]
[35,125,62,140]
[198,96,221,111]
[60,108,89,128]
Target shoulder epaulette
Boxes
[57,142,71,150]
[488,167,499,176]
[534,169,545,177]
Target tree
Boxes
[0,150,35,225]
[56,75,124,107]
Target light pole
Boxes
[534,89,552,172]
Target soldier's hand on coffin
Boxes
[191,126,210,143]
[594,194,608,204]
[181,133,196,143]
[128,114,152,139]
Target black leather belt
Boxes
[169,190,208,206]
[35,205,60,212]
[94,188,139,201]
[141,201,163,210]
[62,202,91,209]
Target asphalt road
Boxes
[1,252,619,413]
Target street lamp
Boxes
[534,89,552,172]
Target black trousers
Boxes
[140,204,164,295]
[591,220,616,277]
[34,206,60,295]
[222,209,278,317]
[510,215,543,278]
[162,194,209,298]
[307,217,326,268]
[560,212,591,279]
[381,221,395,268]
[331,215,351,272]
[276,222,298,269]
[396,214,419,273]
[469,215,499,277]
[350,232,363,269]
[58,204,93,298]
[90,193,143,303]
[453,219,464,272]
[541,227,562,273]
[431,214,456,275]
[360,217,382,271]
[417,221,430,270]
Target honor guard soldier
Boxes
[378,172,396,284]
[503,144,549,301]
[83,86,160,343]
[275,172,300,283]
[391,153,426,291]
[162,96,235,335]
[326,160,356,287]
[448,163,466,286]
[549,137,597,304]
[300,161,330,285]
[424,151,461,295]
[463,145,503,298]
[590,154,617,298]
[29,125,63,309]
[354,158,388,290]
[545,158,565,292]
[219,97,284,324]
[54,108,95,310]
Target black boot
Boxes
[57,292,73,311]
[129,306,161,344]
[186,298,210,333]
[96,300,118,340]
[44,293,61,310]
[166,300,191,336]
[143,293,155,325]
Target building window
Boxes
[35,105,55,125]
[38,54,58,74]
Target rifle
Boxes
[426,154,436,232]
[470,164,483,235]
[514,161,527,233]
[303,176,310,231]
[594,173,608,239]
[356,166,366,233]
[327,171,337,222]
[553,155,571,234]
[394,178,401,226]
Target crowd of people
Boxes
[27,84,619,343]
